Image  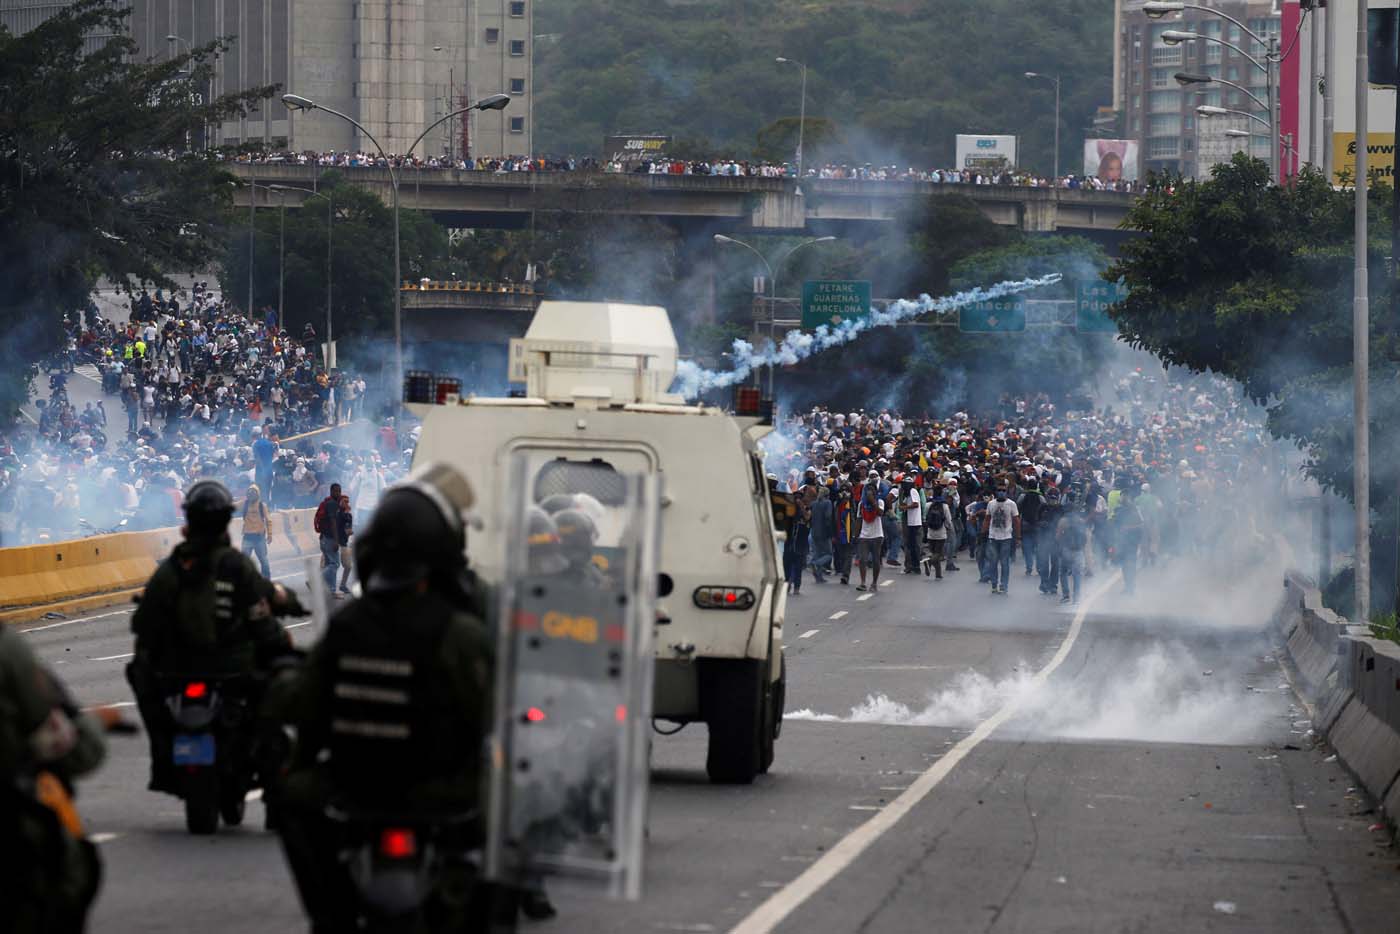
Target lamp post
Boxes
[1023,72,1061,180]
[775,57,808,194]
[282,92,511,397]
[1148,1,1282,183]
[713,233,837,398]
[247,182,296,333]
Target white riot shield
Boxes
[302,556,331,639]
[485,451,659,900]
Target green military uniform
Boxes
[1,624,107,934]
[273,588,494,930]
[128,534,291,791]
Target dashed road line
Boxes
[88,833,121,844]
[879,580,893,588]
[799,630,819,639]
[21,608,133,633]
[92,652,134,661]
[828,611,848,620]
[848,805,883,812]
[856,594,873,602]
[730,571,1121,934]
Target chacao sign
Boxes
[1332,133,1397,185]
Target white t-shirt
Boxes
[925,502,952,541]
[987,499,1019,541]
[857,498,885,539]
[904,490,922,527]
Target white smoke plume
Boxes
[671,273,1064,399]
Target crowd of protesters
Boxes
[765,370,1273,602]
[228,148,1144,193]
[0,284,411,551]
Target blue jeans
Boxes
[242,533,270,578]
[319,535,340,593]
[1059,552,1082,601]
[988,538,1014,590]
[1022,528,1038,574]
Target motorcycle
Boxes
[160,673,260,835]
[322,806,487,933]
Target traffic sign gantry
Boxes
[959,296,1026,332]
[1076,280,1126,333]
[801,280,871,329]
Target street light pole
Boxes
[1024,72,1061,179]
[776,57,808,193]
[1354,0,1371,622]
[326,188,334,371]
[281,92,511,398]
[714,234,837,399]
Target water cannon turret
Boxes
[508,301,684,406]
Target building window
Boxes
[1148,137,1180,159]
[509,39,525,56]
[510,116,525,133]
[1151,68,1173,88]
[1148,90,1180,113]
[1150,45,1182,65]
[510,1,525,15]
[485,27,499,43]
[1149,114,1181,136]
[510,77,525,94]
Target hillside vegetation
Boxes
[533,0,1113,173]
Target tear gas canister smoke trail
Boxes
[672,273,1063,399]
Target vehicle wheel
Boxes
[219,785,246,827]
[184,770,220,835]
[702,659,764,785]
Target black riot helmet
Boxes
[553,507,598,572]
[183,479,235,537]
[355,462,474,595]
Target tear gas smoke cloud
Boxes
[671,274,1063,399]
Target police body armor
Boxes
[322,595,472,800]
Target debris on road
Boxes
[1213,901,1238,915]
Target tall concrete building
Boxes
[1116,0,1280,179]
[0,0,532,159]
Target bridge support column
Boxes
[1020,196,1059,233]
[749,191,806,230]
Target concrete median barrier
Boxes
[1280,572,1400,833]
[0,507,317,624]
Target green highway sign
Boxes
[1076,280,1127,333]
[959,296,1026,332]
[801,280,872,329]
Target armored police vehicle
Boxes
[409,301,786,784]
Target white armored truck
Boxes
[409,301,786,783]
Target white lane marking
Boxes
[18,407,37,425]
[74,367,101,384]
[848,805,883,812]
[856,594,873,602]
[21,608,133,633]
[92,652,134,661]
[829,611,848,620]
[245,789,263,802]
[799,630,819,640]
[88,832,121,844]
[84,701,136,710]
[285,621,313,629]
[879,580,893,588]
[730,571,1120,934]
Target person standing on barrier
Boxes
[240,484,274,578]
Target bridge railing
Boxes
[402,280,536,295]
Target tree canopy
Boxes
[534,0,1112,172]
[0,0,271,423]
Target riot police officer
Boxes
[127,479,306,794]
[2,623,112,933]
[273,462,496,930]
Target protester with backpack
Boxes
[922,493,953,580]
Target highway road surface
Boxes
[21,550,1400,933]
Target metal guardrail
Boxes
[402,280,536,295]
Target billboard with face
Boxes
[1084,139,1139,182]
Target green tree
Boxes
[1106,154,1400,611]
[0,0,273,425]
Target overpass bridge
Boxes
[229,164,1137,236]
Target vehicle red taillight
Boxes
[184,682,208,700]
[380,828,417,859]
[525,707,547,723]
[615,704,627,723]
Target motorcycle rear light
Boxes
[524,706,547,723]
[379,828,417,859]
[184,682,208,700]
[692,586,755,610]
